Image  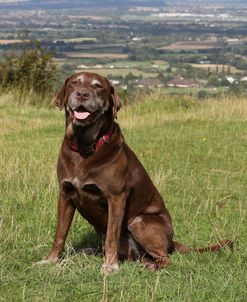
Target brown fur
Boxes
[43,72,233,274]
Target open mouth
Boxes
[69,105,101,124]
[69,105,91,122]
[74,111,91,120]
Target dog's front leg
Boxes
[102,192,127,275]
[43,193,76,263]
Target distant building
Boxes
[135,79,164,88]
[200,60,211,64]
[110,79,120,86]
[225,76,236,84]
[166,77,199,88]
[93,64,103,69]
[241,77,247,82]
[77,64,89,69]
[132,37,142,41]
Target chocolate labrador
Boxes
[42,72,232,274]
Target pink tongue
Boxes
[74,111,90,120]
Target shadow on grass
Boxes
[71,229,103,257]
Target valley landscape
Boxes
[0,0,247,97]
[0,1,247,302]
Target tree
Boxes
[207,74,220,87]
[124,72,138,84]
[197,90,209,100]
[0,42,57,96]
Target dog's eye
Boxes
[93,83,103,89]
[72,80,79,85]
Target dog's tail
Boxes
[173,239,234,254]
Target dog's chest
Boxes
[74,182,108,233]
[74,156,127,195]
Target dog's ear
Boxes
[110,85,121,119]
[53,76,72,110]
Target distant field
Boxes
[52,58,69,66]
[191,64,244,74]
[68,15,110,21]
[105,61,150,68]
[0,39,24,45]
[160,87,228,95]
[65,52,128,59]
[55,37,97,43]
[104,60,169,70]
[80,15,110,20]
[0,0,28,2]
[158,40,221,50]
[75,67,158,78]
[74,43,124,50]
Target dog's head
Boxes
[54,72,121,126]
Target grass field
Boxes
[157,40,220,51]
[191,64,244,74]
[75,68,159,78]
[0,39,25,45]
[55,37,97,43]
[1,94,247,301]
[103,60,169,71]
[65,52,128,59]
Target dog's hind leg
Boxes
[128,214,173,268]
[117,230,158,271]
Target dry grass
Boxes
[1,92,247,301]
[120,94,247,130]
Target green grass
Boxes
[1,93,247,301]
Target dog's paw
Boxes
[143,262,157,271]
[156,256,172,268]
[101,263,119,275]
[35,256,60,265]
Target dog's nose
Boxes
[75,89,91,100]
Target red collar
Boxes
[67,129,112,157]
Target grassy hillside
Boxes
[0,94,247,301]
